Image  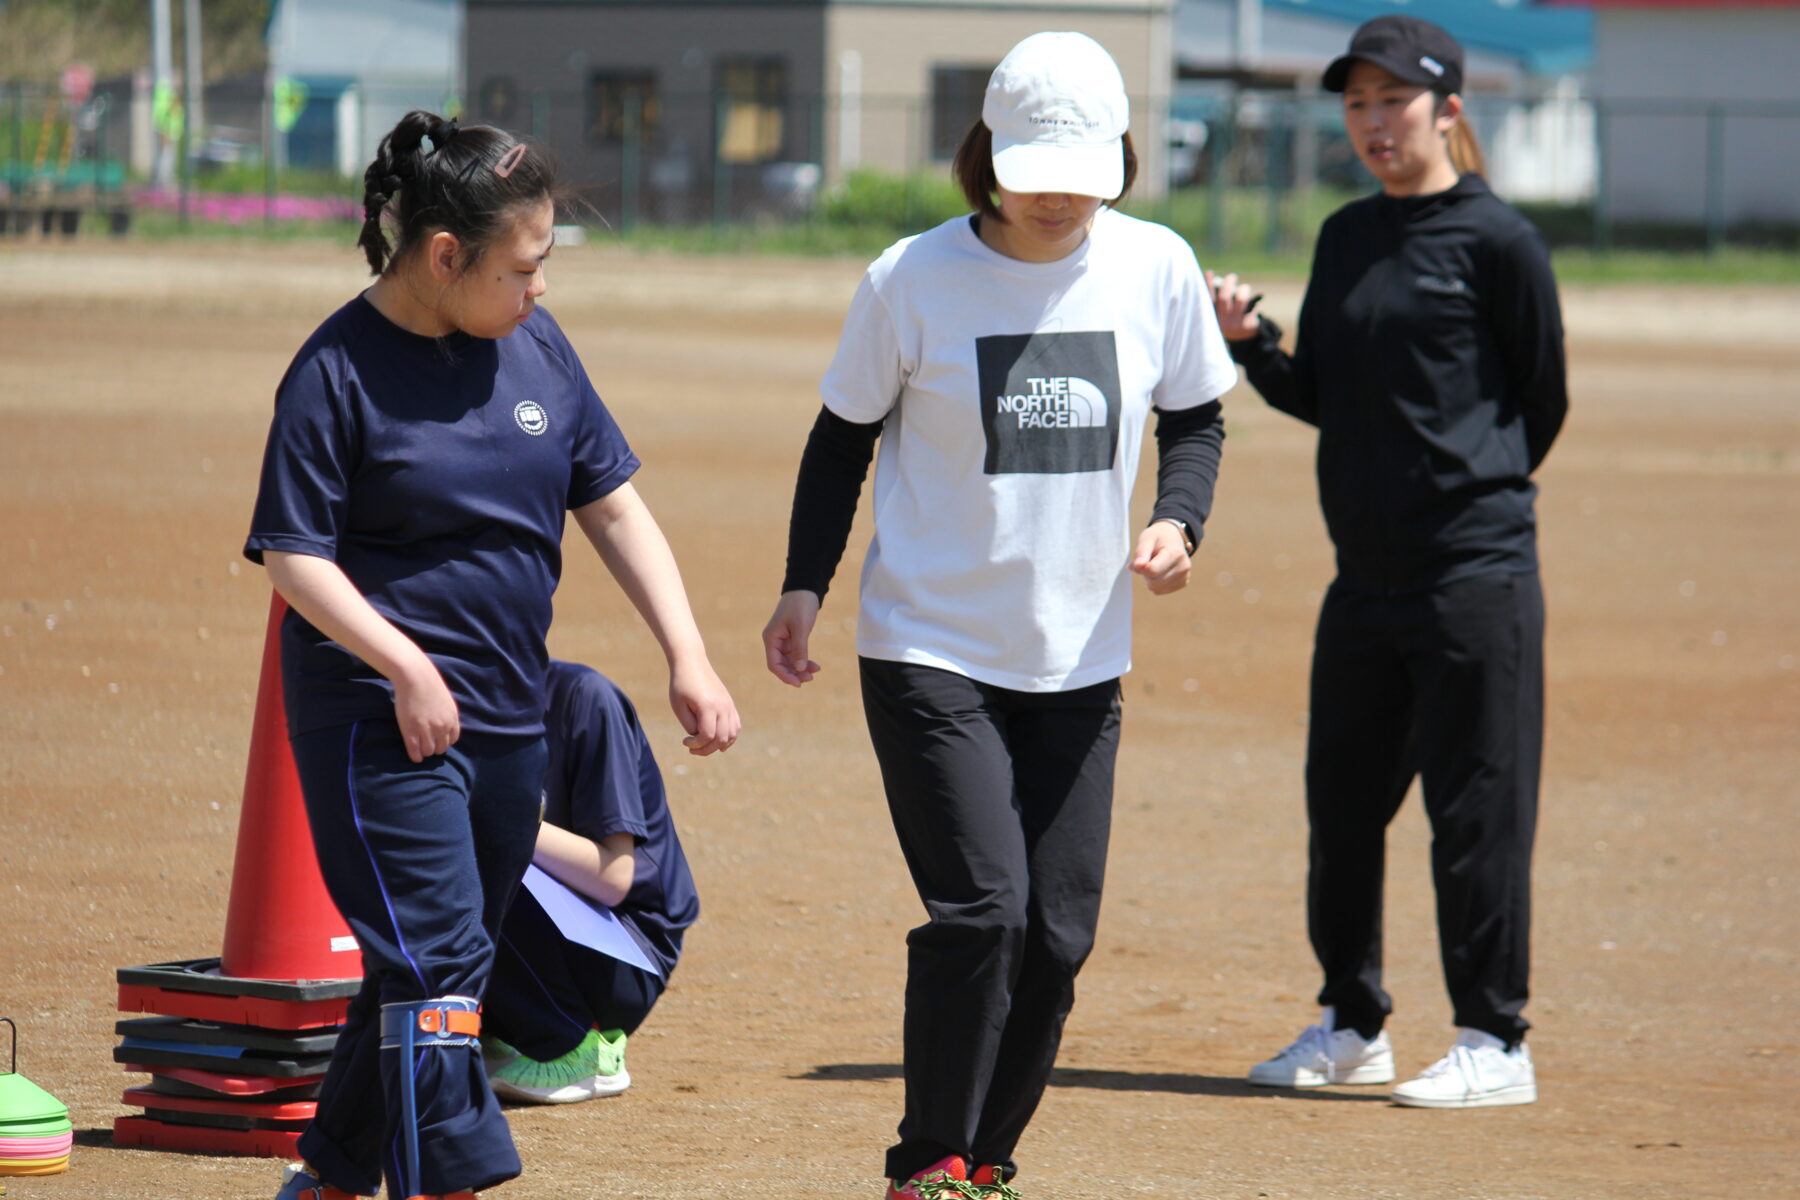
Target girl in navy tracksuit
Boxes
[246,111,737,1200]
[480,660,699,1105]
[1210,16,1567,1109]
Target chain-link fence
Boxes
[5,77,1798,254]
[1,82,132,234]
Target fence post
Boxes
[177,102,190,230]
[1704,104,1725,256]
[1264,105,1286,258]
[1592,99,1611,254]
[1292,79,1319,203]
[901,97,919,232]
[1207,97,1234,256]
[809,92,825,234]
[621,90,641,234]
[6,85,18,196]
[712,92,730,232]
[263,72,276,235]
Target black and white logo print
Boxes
[513,399,549,436]
[977,331,1121,475]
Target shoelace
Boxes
[913,1177,1022,1200]
[1277,1022,1334,1066]
[1418,1043,1484,1089]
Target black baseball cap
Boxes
[1323,15,1465,95]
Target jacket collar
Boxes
[1376,172,1489,223]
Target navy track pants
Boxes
[289,720,545,1198]
[484,887,666,1060]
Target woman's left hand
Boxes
[670,656,741,756]
[1130,522,1192,595]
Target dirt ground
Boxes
[0,238,1795,1200]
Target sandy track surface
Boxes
[1,240,1795,1199]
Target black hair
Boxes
[358,110,556,276]
[951,120,1138,221]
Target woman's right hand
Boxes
[393,654,460,762]
[1205,270,1262,342]
[762,590,823,687]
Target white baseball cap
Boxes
[983,32,1129,199]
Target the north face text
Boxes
[978,331,1121,474]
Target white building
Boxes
[1584,0,1800,228]
[266,0,462,175]
[464,0,1177,222]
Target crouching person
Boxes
[483,660,698,1104]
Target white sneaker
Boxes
[1391,1029,1537,1108]
[1247,1007,1396,1087]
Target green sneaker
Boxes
[481,1034,522,1073]
[487,1027,629,1104]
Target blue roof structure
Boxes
[1267,0,1592,73]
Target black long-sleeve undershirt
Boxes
[779,401,1226,600]
[780,407,881,599]
[1148,399,1225,548]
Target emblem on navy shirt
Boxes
[513,399,549,435]
[977,331,1121,474]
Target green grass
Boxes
[1544,248,1800,285]
[124,208,357,243]
[182,163,360,198]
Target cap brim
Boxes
[1322,51,1442,93]
[991,136,1124,199]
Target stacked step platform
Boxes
[113,596,362,1157]
[112,962,357,1157]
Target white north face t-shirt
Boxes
[821,207,1238,692]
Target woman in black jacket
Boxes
[1210,15,1567,1109]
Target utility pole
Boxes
[184,0,204,143]
[178,0,203,226]
[150,0,174,187]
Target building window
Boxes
[932,65,992,160]
[716,57,786,164]
[588,71,658,146]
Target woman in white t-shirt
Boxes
[761,32,1237,1199]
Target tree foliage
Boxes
[0,0,272,87]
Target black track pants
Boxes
[859,657,1121,1183]
[1305,571,1544,1047]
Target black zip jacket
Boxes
[1231,174,1567,595]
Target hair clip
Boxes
[494,144,528,179]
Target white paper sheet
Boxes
[518,864,662,978]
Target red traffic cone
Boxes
[218,593,359,981]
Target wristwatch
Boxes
[1153,517,1196,556]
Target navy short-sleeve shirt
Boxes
[245,295,638,737]
[542,660,698,977]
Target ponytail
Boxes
[1445,106,1486,179]
[358,109,556,277]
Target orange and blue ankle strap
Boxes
[379,996,482,1198]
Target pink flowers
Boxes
[133,188,360,225]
